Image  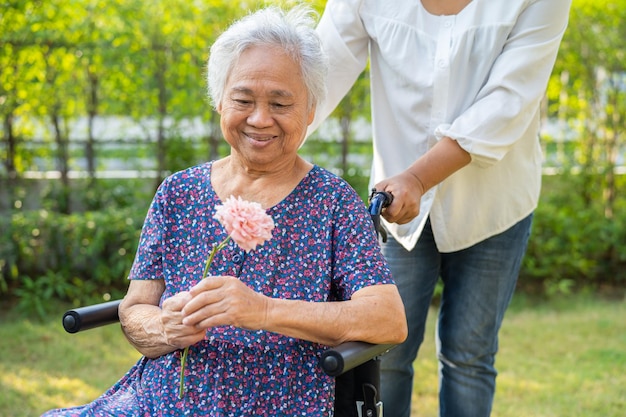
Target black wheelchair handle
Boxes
[62,299,122,333]
[320,341,395,376]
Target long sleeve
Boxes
[309,0,370,132]
[438,0,572,167]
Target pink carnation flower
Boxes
[179,195,274,398]
[214,195,275,252]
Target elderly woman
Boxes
[42,5,406,417]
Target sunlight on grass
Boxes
[493,295,626,417]
[498,372,545,393]
[408,294,626,417]
[0,307,141,417]
[2,294,625,416]
[410,306,438,417]
[1,368,103,408]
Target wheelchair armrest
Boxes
[62,299,395,377]
[319,341,395,376]
[62,299,122,333]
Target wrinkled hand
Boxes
[160,291,206,349]
[181,276,269,331]
[375,170,426,225]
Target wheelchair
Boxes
[61,191,395,417]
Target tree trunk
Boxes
[51,111,71,214]
[86,70,99,183]
[602,77,620,221]
[154,45,168,189]
[3,113,16,180]
[2,113,17,212]
[340,116,351,177]
[207,110,221,161]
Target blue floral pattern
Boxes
[43,162,393,416]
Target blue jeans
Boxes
[380,214,533,417]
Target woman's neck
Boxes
[211,156,313,209]
[420,0,472,16]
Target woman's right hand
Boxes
[374,170,425,225]
[161,291,207,349]
[119,280,205,358]
[375,136,472,225]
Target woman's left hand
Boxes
[181,277,407,347]
[181,276,269,331]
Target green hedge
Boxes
[1,174,625,317]
[0,208,145,316]
[521,174,626,294]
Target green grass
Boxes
[0,306,141,417]
[1,294,625,416]
[412,294,626,417]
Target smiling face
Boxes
[217,45,316,173]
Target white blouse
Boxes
[311,0,571,252]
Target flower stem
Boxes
[202,236,231,279]
[178,346,190,399]
[178,235,231,399]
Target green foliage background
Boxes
[1,0,625,313]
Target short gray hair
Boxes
[207,5,328,110]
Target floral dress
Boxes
[42,162,393,417]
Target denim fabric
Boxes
[380,214,533,417]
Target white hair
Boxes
[207,4,328,110]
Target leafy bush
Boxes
[2,172,625,317]
[520,174,626,294]
[0,207,145,315]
